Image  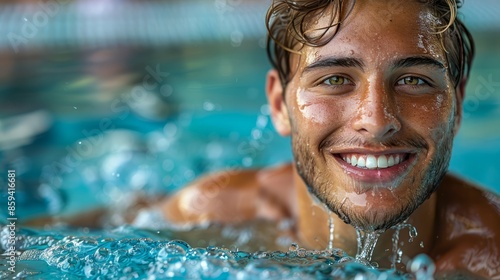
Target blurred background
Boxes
[0,0,499,220]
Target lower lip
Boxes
[333,154,417,184]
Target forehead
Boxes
[299,0,445,66]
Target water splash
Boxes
[355,229,382,266]
[0,225,436,279]
[328,214,335,251]
[391,222,418,269]
[323,204,335,251]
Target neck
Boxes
[292,165,437,269]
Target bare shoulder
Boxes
[159,163,295,225]
[435,173,500,230]
[431,173,500,278]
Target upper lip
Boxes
[328,147,419,155]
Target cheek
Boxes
[401,93,455,139]
[295,89,346,126]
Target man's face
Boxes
[268,0,462,231]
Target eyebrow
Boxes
[302,55,446,74]
[303,57,365,73]
[393,56,446,70]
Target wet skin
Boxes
[161,1,500,278]
[273,0,458,233]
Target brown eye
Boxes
[324,76,349,85]
[398,76,426,86]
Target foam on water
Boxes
[0,225,435,279]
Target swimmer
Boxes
[26,0,500,278]
[159,0,500,278]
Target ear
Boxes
[453,78,466,135]
[266,69,291,136]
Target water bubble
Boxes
[260,104,270,116]
[297,248,307,257]
[114,249,131,265]
[242,157,253,167]
[163,123,178,137]
[184,169,195,180]
[162,159,174,172]
[84,264,99,277]
[206,142,223,159]
[408,254,435,280]
[94,247,111,262]
[288,243,299,251]
[203,101,216,111]
[256,115,268,128]
[251,128,262,140]
[230,30,243,47]
[232,250,250,259]
[128,244,148,258]
[157,241,189,264]
[253,251,269,259]
[185,247,207,260]
[59,256,82,273]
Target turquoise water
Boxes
[2,225,436,279]
[1,1,499,279]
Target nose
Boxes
[351,84,401,140]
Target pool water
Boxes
[1,1,500,279]
[2,224,437,280]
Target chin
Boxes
[331,194,424,231]
[308,179,423,231]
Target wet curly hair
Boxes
[265,0,474,89]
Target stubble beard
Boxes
[291,126,454,232]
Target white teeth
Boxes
[388,155,395,166]
[357,157,366,168]
[351,156,358,166]
[343,154,405,169]
[377,155,388,168]
[365,155,377,169]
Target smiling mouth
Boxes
[339,153,411,169]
